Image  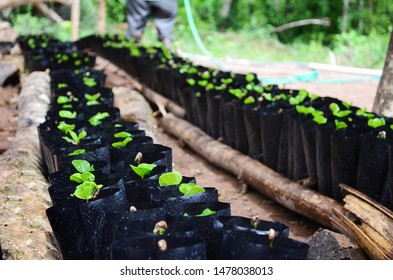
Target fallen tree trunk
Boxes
[0,0,71,10]
[0,72,60,259]
[143,86,186,118]
[338,184,393,259]
[34,2,64,23]
[159,113,346,232]
[270,18,331,33]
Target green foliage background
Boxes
[2,0,392,68]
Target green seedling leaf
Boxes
[246,73,255,83]
[329,103,340,114]
[70,172,95,184]
[308,93,319,100]
[62,104,73,109]
[263,93,273,101]
[220,78,233,85]
[335,110,352,118]
[159,171,182,187]
[275,93,287,101]
[186,78,196,86]
[72,181,103,202]
[87,100,100,106]
[84,93,101,101]
[313,114,327,125]
[197,80,208,87]
[71,159,95,173]
[112,137,133,148]
[356,108,375,119]
[335,119,348,130]
[195,208,217,217]
[114,131,133,138]
[296,105,315,115]
[289,96,301,105]
[368,117,386,129]
[342,101,351,109]
[115,123,123,128]
[253,85,263,94]
[57,121,75,134]
[89,112,110,126]
[229,88,246,100]
[83,77,97,88]
[57,96,71,104]
[68,149,86,156]
[201,71,211,80]
[59,110,77,119]
[130,163,157,179]
[244,96,256,105]
[179,183,205,196]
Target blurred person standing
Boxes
[127,0,178,48]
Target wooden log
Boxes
[0,72,60,259]
[71,0,80,41]
[0,0,71,10]
[341,184,393,220]
[97,0,106,34]
[343,194,393,243]
[159,113,346,232]
[270,18,331,33]
[143,86,186,118]
[34,2,64,23]
[333,209,390,260]
[359,223,393,259]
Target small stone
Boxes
[306,228,366,260]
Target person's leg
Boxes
[126,0,150,41]
[149,0,178,46]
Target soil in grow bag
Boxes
[330,127,362,200]
[113,150,171,174]
[216,229,309,260]
[233,101,249,154]
[300,120,318,183]
[48,159,111,185]
[129,176,196,203]
[292,116,310,181]
[109,219,198,246]
[137,144,173,171]
[166,201,231,259]
[110,236,206,260]
[356,130,390,201]
[46,199,92,260]
[190,88,208,132]
[243,104,263,161]
[206,89,222,139]
[54,144,110,172]
[315,123,335,197]
[153,186,219,206]
[78,186,128,260]
[213,216,289,239]
[260,105,284,171]
[387,146,393,208]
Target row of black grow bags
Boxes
[18,34,309,260]
[76,34,393,210]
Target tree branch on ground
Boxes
[270,18,331,33]
[0,0,72,10]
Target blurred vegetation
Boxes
[1,0,392,68]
